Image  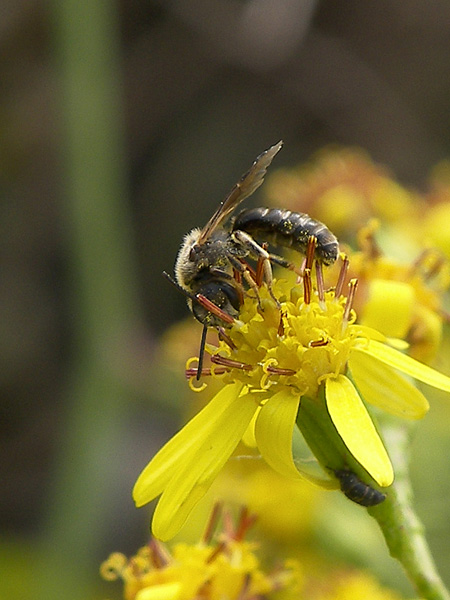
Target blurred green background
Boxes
[2,2,450,599]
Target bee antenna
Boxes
[162,271,196,301]
[196,324,208,380]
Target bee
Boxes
[334,469,386,507]
[164,141,339,377]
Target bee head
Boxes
[192,279,241,327]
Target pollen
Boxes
[188,256,360,398]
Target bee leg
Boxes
[267,253,303,278]
[228,254,264,309]
[232,230,280,307]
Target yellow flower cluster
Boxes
[134,250,450,540]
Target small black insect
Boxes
[334,469,386,507]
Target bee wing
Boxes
[197,140,283,244]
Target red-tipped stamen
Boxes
[265,365,296,376]
[278,311,285,336]
[411,248,445,282]
[315,260,325,303]
[335,254,349,298]
[202,502,223,545]
[234,506,258,542]
[211,354,254,371]
[343,278,358,323]
[206,541,226,564]
[233,269,245,305]
[303,268,312,304]
[305,236,317,271]
[148,539,171,569]
[196,294,235,324]
[218,326,237,350]
[309,338,329,347]
[255,242,269,286]
[185,366,228,378]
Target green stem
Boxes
[36,2,141,600]
[369,423,450,600]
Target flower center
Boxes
[187,250,361,397]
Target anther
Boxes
[196,294,235,324]
[303,268,312,304]
[343,278,358,323]
[278,311,285,336]
[309,338,329,347]
[265,365,296,376]
[210,354,254,371]
[218,326,237,350]
[202,502,223,545]
[149,539,171,569]
[335,254,349,299]
[315,260,325,303]
[255,242,269,286]
[305,235,317,271]
[185,366,228,378]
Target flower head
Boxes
[134,243,450,540]
[101,507,299,600]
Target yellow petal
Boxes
[325,376,394,487]
[133,382,244,506]
[361,279,414,339]
[241,406,260,447]
[356,339,450,393]
[254,389,331,486]
[152,389,257,540]
[254,389,301,479]
[136,582,181,600]
[349,351,429,419]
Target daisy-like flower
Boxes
[133,240,450,540]
[101,506,298,600]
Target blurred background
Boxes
[2,1,450,599]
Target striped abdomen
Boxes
[232,207,339,265]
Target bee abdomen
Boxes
[334,469,386,507]
[232,207,339,265]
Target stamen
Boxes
[357,219,381,259]
[335,254,349,298]
[185,366,228,378]
[218,326,237,350]
[235,506,257,542]
[315,260,325,303]
[305,235,317,271]
[211,354,254,371]
[232,269,245,305]
[202,502,223,544]
[206,541,226,564]
[148,539,171,569]
[278,311,285,336]
[265,365,296,376]
[410,248,445,282]
[303,268,312,304]
[255,242,269,286]
[196,294,235,324]
[343,278,358,324]
[309,338,329,347]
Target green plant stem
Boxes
[369,423,450,600]
[36,2,141,600]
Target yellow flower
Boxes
[133,252,450,540]
[100,508,300,600]
[348,220,450,362]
